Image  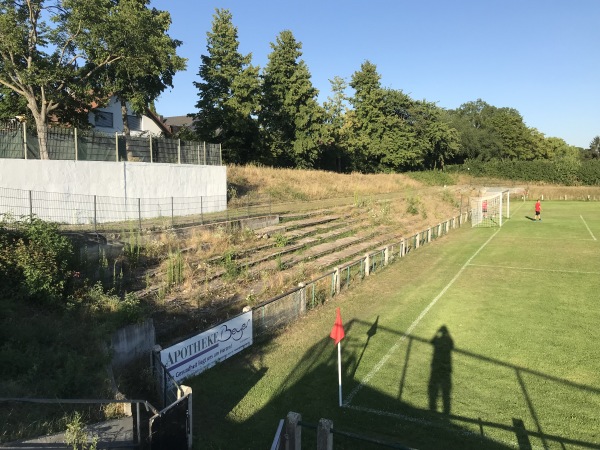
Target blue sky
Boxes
[149,0,599,149]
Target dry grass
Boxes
[227,164,422,201]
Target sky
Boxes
[149,0,600,149]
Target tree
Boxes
[321,76,350,172]
[94,0,186,158]
[347,62,428,172]
[589,136,600,159]
[193,8,260,164]
[0,0,183,159]
[259,30,324,168]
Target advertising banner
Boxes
[160,311,252,382]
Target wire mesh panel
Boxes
[152,137,179,164]
[0,122,24,159]
[46,127,76,160]
[253,289,304,340]
[125,135,152,162]
[339,259,364,292]
[78,129,118,161]
[205,143,221,166]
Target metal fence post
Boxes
[219,143,222,165]
[178,139,181,164]
[203,142,206,165]
[115,132,119,162]
[93,195,97,232]
[200,196,204,224]
[149,135,153,163]
[171,196,174,228]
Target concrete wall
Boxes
[0,159,226,198]
[110,319,156,368]
[0,159,227,223]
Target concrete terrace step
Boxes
[313,230,402,269]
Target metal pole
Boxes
[200,196,204,224]
[177,139,181,164]
[203,141,206,165]
[93,195,97,232]
[219,143,222,165]
[115,132,119,162]
[74,127,78,161]
[138,198,142,231]
[171,197,174,227]
[149,135,153,163]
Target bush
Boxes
[0,217,74,305]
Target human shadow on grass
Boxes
[428,325,454,417]
[525,215,537,221]
[190,317,600,450]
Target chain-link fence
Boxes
[0,121,221,165]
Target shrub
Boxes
[0,217,74,305]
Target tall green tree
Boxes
[259,30,324,168]
[588,136,600,159]
[321,76,349,172]
[193,8,260,164]
[94,0,186,156]
[0,0,183,159]
[348,62,428,172]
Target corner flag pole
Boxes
[330,307,345,407]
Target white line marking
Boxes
[344,229,501,406]
[580,215,597,241]
[468,263,600,276]
[346,404,543,450]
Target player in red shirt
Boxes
[535,199,542,221]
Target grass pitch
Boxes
[190,200,600,449]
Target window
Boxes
[126,115,142,131]
[94,111,113,128]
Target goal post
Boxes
[470,189,510,227]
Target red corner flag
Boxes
[330,308,345,345]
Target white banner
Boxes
[160,311,253,382]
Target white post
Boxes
[178,139,181,164]
[337,343,343,407]
[115,132,119,162]
[507,191,510,218]
[203,141,206,165]
[149,135,153,163]
[499,192,504,226]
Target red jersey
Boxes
[535,201,541,213]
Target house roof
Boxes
[163,115,195,128]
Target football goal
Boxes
[470,189,510,227]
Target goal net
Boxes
[470,190,510,227]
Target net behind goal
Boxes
[470,190,510,227]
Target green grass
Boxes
[189,200,600,449]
